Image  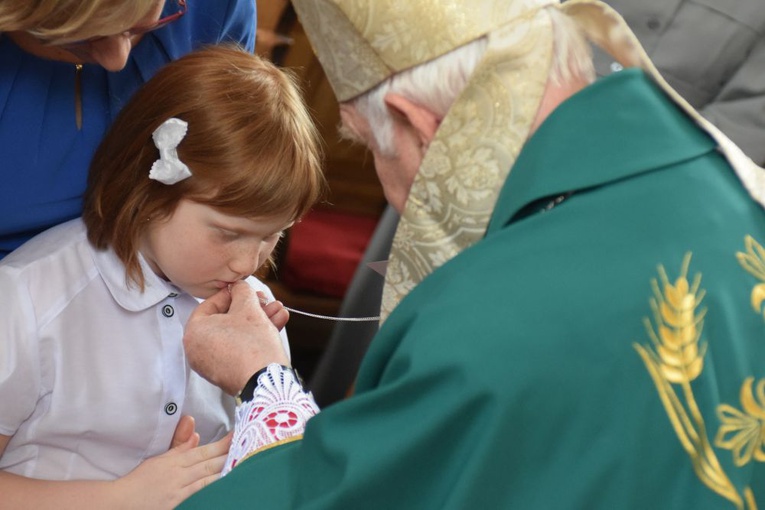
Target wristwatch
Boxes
[235,364,304,405]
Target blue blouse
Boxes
[0,0,256,257]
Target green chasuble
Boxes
[180,70,765,509]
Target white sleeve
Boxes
[0,268,42,436]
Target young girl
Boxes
[0,45,324,508]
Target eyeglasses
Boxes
[53,0,187,48]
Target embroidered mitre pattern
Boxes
[380,8,554,320]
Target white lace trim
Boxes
[221,364,319,476]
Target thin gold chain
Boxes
[74,64,83,130]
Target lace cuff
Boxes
[221,363,319,476]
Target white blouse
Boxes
[0,219,289,480]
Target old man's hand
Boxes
[183,282,291,396]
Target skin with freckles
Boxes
[140,199,293,300]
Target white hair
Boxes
[348,7,595,156]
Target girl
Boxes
[0,45,325,508]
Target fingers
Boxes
[228,282,269,319]
[258,292,289,330]
[262,299,283,317]
[256,290,269,307]
[181,471,225,500]
[172,432,200,453]
[175,451,228,505]
[267,306,289,331]
[192,287,233,317]
[122,433,230,509]
[195,450,227,479]
[170,415,197,449]
[184,433,232,467]
[176,434,231,493]
[229,282,267,321]
[207,432,233,457]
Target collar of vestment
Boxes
[90,243,181,312]
[487,68,717,233]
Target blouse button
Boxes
[165,402,178,415]
[646,18,661,31]
[168,292,178,298]
[162,305,174,317]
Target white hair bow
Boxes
[149,118,192,185]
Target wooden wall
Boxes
[255,1,386,378]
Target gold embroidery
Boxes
[237,434,304,466]
[736,235,765,316]
[715,377,765,467]
[634,253,751,509]
[747,489,759,510]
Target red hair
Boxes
[83,45,326,288]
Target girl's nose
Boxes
[228,244,261,278]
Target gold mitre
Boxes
[291,0,558,102]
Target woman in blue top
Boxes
[0,0,256,258]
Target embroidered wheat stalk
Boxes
[736,235,765,317]
[634,253,745,509]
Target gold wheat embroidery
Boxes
[715,377,765,467]
[633,253,751,509]
[737,235,765,316]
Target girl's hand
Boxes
[169,415,199,449]
[113,432,231,510]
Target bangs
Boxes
[183,132,325,222]
[171,57,326,222]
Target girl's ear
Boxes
[383,93,441,147]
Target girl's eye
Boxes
[217,228,240,240]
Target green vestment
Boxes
[180,70,765,509]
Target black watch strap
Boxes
[235,364,303,405]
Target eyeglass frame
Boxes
[49,0,187,48]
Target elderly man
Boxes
[179,0,765,508]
